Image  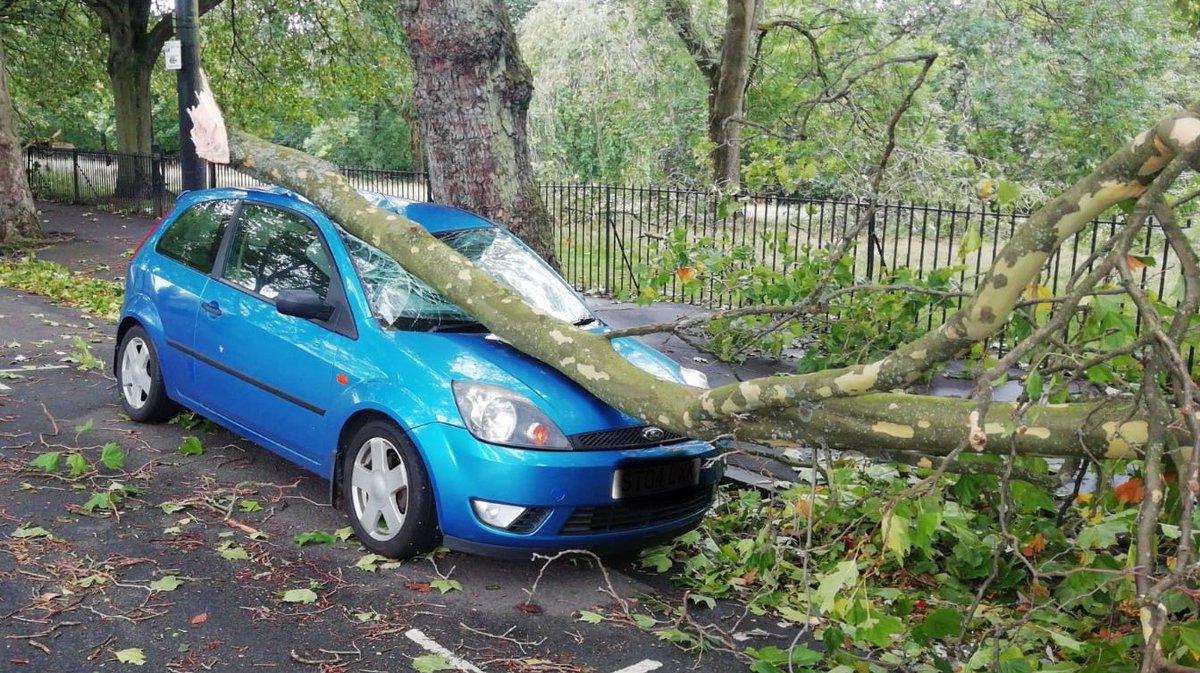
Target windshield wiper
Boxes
[428,319,489,333]
[389,316,488,333]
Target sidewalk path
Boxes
[32,201,156,282]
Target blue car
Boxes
[116,187,721,559]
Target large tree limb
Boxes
[191,86,1200,459]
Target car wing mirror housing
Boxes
[275,288,334,321]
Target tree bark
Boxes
[708,0,757,189]
[395,0,557,268]
[665,0,759,189]
[110,50,155,198]
[0,36,40,243]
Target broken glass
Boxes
[340,224,591,332]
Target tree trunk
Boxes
[708,0,757,189]
[664,0,758,189]
[395,0,557,268]
[0,37,40,243]
[110,51,155,199]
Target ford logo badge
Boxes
[641,426,665,441]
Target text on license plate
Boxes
[612,459,701,499]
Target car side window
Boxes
[222,203,333,301]
[155,199,237,273]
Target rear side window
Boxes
[155,200,237,273]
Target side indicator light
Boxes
[336,373,349,385]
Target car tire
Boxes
[117,325,177,423]
[342,420,439,558]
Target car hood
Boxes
[381,330,686,437]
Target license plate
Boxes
[612,459,701,499]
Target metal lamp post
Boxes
[175,0,205,191]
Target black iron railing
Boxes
[25,147,1190,322]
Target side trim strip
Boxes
[166,339,326,416]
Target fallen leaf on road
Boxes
[191,612,207,626]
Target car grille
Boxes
[569,425,686,450]
[508,507,550,534]
[559,487,714,535]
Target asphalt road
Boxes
[0,214,789,671]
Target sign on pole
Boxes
[163,40,182,70]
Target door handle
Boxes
[202,301,221,317]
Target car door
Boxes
[192,201,351,468]
[146,198,238,400]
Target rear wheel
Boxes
[117,325,177,423]
[342,420,439,558]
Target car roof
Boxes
[181,186,494,234]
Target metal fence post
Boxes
[152,149,165,215]
[72,149,80,203]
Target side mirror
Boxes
[275,288,334,321]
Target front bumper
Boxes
[409,423,723,556]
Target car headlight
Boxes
[680,366,709,389]
[452,381,571,450]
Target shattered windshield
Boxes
[341,226,592,331]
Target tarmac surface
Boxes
[0,202,799,672]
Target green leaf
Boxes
[178,436,204,456]
[30,451,60,472]
[1024,370,1043,401]
[114,647,146,665]
[918,607,963,640]
[11,525,51,539]
[1044,628,1083,652]
[430,578,462,594]
[639,546,673,573]
[100,442,124,470]
[1177,622,1200,655]
[160,500,189,514]
[66,452,88,478]
[354,554,389,572]
[238,500,262,513]
[631,614,657,628]
[747,645,823,671]
[855,614,903,648]
[149,575,184,592]
[1076,513,1133,549]
[994,180,1021,206]
[217,541,250,561]
[74,418,94,434]
[883,512,911,564]
[814,560,858,614]
[1009,480,1055,514]
[293,530,337,546]
[957,227,983,259]
[411,654,454,672]
[334,526,354,541]
[83,491,112,512]
[281,588,319,604]
[77,573,108,588]
[577,610,604,624]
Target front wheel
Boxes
[342,420,439,558]
[117,325,177,423]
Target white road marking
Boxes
[612,661,664,673]
[404,629,485,673]
[0,382,10,392]
[0,365,70,374]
